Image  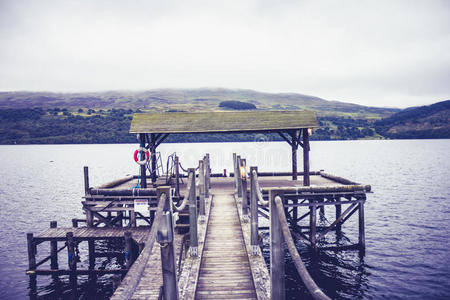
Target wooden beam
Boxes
[277,132,293,146]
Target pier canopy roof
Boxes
[129,110,318,134]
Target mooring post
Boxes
[175,155,180,197]
[27,233,36,271]
[84,166,94,227]
[50,221,58,269]
[188,168,198,257]
[236,155,242,198]
[66,232,77,299]
[310,200,317,248]
[157,186,179,300]
[241,159,249,222]
[124,231,134,269]
[250,167,259,255]
[302,128,310,186]
[198,160,206,220]
[358,200,366,249]
[270,190,285,300]
[205,153,210,199]
[233,153,238,192]
[27,233,37,299]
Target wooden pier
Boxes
[25,110,371,299]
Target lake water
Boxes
[0,140,449,299]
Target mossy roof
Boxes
[129,110,318,134]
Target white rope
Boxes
[252,170,269,206]
[173,172,193,212]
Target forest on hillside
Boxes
[0,100,448,144]
[0,107,381,144]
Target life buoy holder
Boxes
[134,147,149,165]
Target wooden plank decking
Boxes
[34,227,151,244]
[195,186,257,299]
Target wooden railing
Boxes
[111,187,172,300]
[111,154,211,300]
[232,153,369,299]
[270,190,331,300]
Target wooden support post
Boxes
[50,221,58,269]
[310,201,317,248]
[236,155,242,198]
[250,167,259,255]
[302,128,310,186]
[188,168,198,256]
[66,232,77,299]
[83,166,90,195]
[130,208,136,227]
[27,233,36,271]
[319,200,325,217]
[157,186,179,300]
[291,131,298,181]
[150,133,157,185]
[27,232,37,299]
[336,200,342,234]
[292,199,298,231]
[175,155,180,197]
[205,153,210,199]
[88,240,95,270]
[84,167,94,227]
[359,201,365,249]
[67,232,76,271]
[233,153,238,192]
[140,133,147,188]
[241,159,248,221]
[124,231,134,269]
[198,160,205,219]
[269,190,285,300]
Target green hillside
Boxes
[374,100,450,139]
[0,88,446,144]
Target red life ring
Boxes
[134,147,149,165]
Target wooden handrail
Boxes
[110,191,167,300]
[273,196,331,300]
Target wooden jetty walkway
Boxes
[196,185,256,299]
[25,110,371,300]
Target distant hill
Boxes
[375,100,450,139]
[0,88,447,144]
[0,88,399,117]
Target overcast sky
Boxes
[0,0,449,108]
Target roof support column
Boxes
[288,130,300,181]
[139,133,147,188]
[150,133,157,185]
[291,135,298,181]
[302,128,310,186]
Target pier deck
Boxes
[34,227,151,244]
[196,183,256,299]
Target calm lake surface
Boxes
[0,140,449,299]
